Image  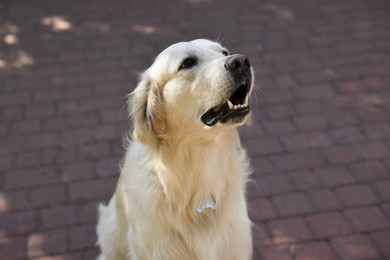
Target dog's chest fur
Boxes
[118,130,251,258]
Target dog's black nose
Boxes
[224,54,251,71]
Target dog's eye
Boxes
[222,50,229,56]
[179,57,198,70]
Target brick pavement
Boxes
[1,0,390,259]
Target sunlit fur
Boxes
[96,39,254,260]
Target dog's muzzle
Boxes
[201,54,252,126]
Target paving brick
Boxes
[258,246,293,260]
[356,108,389,123]
[275,75,296,87]
[0,236,27,259]
[0,211,36,236]
[5,167,60,190]
[76,201,99,225]
[16,151,41,169]
[262,120,296,135]
[96,158,120,178]
[99,109,127,123]
[246,137,283,156]
[0,92,31,107]
[364,123,390,140]
[293,115,327,131]
[83,247,100,260]
[325,111,359,127]
[93,125,117,141]
[294,84,335,99]
[266,89,295,104]
[306,212,352,239]
[307,189,343,211]
[331,235,380,260]
[239,123,265,140]
[0,154,13,172]
[252,223,273,248]
[25,133,60,150]
[250,157,276,176]
[69,225,96,250]
[69,178,116,201]
[30,185,66,207]
[281,132,331,151]
[0,190,31,212]
[382,203,390,219]
[350,161,388,182]
[291,242,338,260]
[66,112,99,128]
[40,205,78,229]
[265,104,296,120]
[1,106,23,121]
[372,180,390,201]
[249,198,277,221]
[25,103,55,118]
[270,151,325,171]
[329,127,366,144]
[272,193,314,217]
[77,142,110,161]
[255,174,294,197]
[354,142,390,160]
[344,206,390,232]
[315,166,356,187]
[41,147,76,165]
[63,87,93,101]
[60,162,95,182]
[28,229,68,258]
[33,252,84,260]
[57,101,78,115]
[369,230,390,257]
[60,128,93,147]
[287,170,323,191]
[44,117,68,131]
[321,146,361,164]
[33,89,63,103]
[268,218,312,244]
[335,185,379,207]
[10,119,42,135]
[294,100,328,115]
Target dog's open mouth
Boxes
[201,83,251,126]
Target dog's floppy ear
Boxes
[128,76,165,144]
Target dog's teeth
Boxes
[227,100,234,109]
[245,96,249,104]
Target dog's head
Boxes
[129,39,254,144]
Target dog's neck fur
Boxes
[154,127,247,220]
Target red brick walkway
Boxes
[1,0,390,259]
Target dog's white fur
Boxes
[96,39,253,260]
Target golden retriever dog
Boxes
[96,39,254,260]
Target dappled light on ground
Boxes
[0,19,34,70]
[133,24,157,35]
[0,50,34,70]
[41,16,73,32]
[0,195,8,212]
[264,4,296,21]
